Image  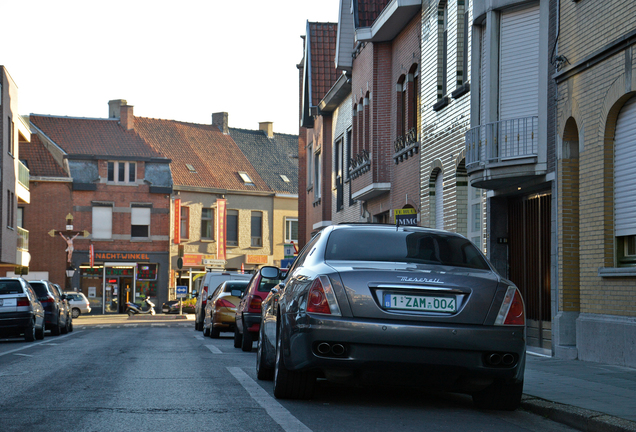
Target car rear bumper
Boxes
[283,314,526,391]
[0,312,34,330]
[242,312,261,332]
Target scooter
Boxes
[126,298,156,316]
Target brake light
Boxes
[215,298,235,309]
[17,298,30,307]
[201,286,208,306]
[40,296,55,304]
[495,287,525,326]
[306,276,343,315]
[248,296,262,312]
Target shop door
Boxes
[104,281,119,314]
[508,194,551,350]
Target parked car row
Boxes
[0,277,74,341]
[201,225,527,411]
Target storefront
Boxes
[71,251,169,314]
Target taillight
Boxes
[248,296,262,312]
[201,287,208,306]
[17,298,30,307]
[495,287,525,326]
[215,298,235,309]
[306,276,341,316]
[40,296,55,304]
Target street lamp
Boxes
[66,265,76,291]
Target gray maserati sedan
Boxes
[256,224,526,410]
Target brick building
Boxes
[553,0,636,366]
[25,108,173,313]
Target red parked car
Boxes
[234,267,287,351]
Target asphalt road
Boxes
[0,319,580,432]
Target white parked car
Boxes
[64,291,92,318]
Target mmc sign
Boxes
[394,208,417,226]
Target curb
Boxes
[521,395,636,432]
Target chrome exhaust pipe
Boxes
[488,353,502,365]
[502,353,515,366]
[317,342,331,355]
[331,344,346,356]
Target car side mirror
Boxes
[192,290,198,297]
[260,266,280,279]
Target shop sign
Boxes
[246,255,268,264]
[217,199,227,261]
[174,199,181,244]
[394,208,417,226]
[95,252,150,261]
[284,244,296,259]
[183,254,202,266]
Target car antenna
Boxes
[396,218,400,231]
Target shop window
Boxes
[227,210,238,246]
[251,211,263,247]
[201,208,214,240]
[285,218,298,243]
[131,205,150,239]
[92,204,113,239]
[107,161,136,183]
[180,206,189,239]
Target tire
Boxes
[203,324,210,337]
[241,327,253,352]
[61,316,69,334]
[68,317,73,332]
[273,325,315,399]
[233,328,243,348]
[51,315,62,336]
[35,322,45,340]
[472,380,523,411]
[24,319,36,342]
[71,308,81,319]
[210,326,221,339]
[127,310,135,317]
[256,325,274,381]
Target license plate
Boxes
[384,294,456,313]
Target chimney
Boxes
[212,112,229,134]
[108,99,127,118]
[259,121,274,138]
[120,104,134,130]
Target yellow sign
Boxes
[394,208,416,216]
[246,255,268,264]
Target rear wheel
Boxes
[51,315,62,336]
[273,326,315,399]
[71,308,80,319]
[234,328,243,348]
[61,317,69,334]
[472,379,523,411]
[203,324,210,337]
[210,326,221,338]
[241,326,253,352]
[35,322,45,340]
[256,325,274,380]
[24,319,36,342]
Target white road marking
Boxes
[194,335,204,340]
[228,367,312,432]
[0,331,82,357]
[206,345,222,354]
[13,353,32,357]
[151,324,166,327]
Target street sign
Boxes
[176,285,188,299]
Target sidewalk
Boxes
[522,351,636,432]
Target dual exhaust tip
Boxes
[485,352,516,367]
[315,342,347,357]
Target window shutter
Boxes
[92,207,113,239]
[615,96,636,237]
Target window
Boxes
[437,1,448,99]
[314,150,321,200]
[227,210,239,246]
[335,137,344,211]
[92,205,113,239]
[7,117,14,156]
[238,171,254,186]
[201,208,214,240]
[280,174,290,183]
[180,206,190,239]
[107,161,136,183]
[347,129,355,206]
[251,211,263,247]
[398,77,407,137]
[6,190,14,228]
[131,206,150,238]
[307,142,313,190]
[285,218,298,243]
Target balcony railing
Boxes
[349,149,371,179]
[18,160,30,189]
[17,227,29,251]
[466,116,539,169]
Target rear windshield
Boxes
[29,282,49,297]
[223,282,249,293]
[0,280,23,295]
[325,229,490,270]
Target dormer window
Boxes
[280,174,290,183]
[107,161,136,183]
[186,163,197,173]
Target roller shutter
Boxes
[615,95,636,237]
[499,5,540,120]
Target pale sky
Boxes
[1,0,340,135]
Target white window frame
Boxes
[285,218,298,243]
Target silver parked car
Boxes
[257,224,526,410]
[0,277,45,341]
[64,292,92,318]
